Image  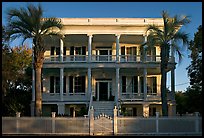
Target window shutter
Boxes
[64,76,66,93]
[50,76,54,93]
[69,76,73,93]
[70,47,74,55]
[82,46,86,55]
[153,77,157,94]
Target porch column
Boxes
[57,103,65,115]
[116,34,120,62]
[168,101,176,116]
[88,67,92,97]
[87,34,93,62]
[116,68,120,106]
[143,35,147,101]
[60,35,65,62]
[60,68,64,101]
[143,103,149,117]
[31,45,35,116]
[143,68,147,100]
[138,76,141,96]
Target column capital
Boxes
[60,34,65,39]
[87,34,93,37]
[115,34,121,38]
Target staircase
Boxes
[92,101,115,117]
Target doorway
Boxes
[96,81,112,101]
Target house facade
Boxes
[30,18,176,117]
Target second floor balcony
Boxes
[44,55,167,63]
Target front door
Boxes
[99,50,108,61]
[99,82,108,101]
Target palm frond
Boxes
[40,18,62,35]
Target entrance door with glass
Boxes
[95,81,112,101]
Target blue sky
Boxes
[2,2,202,92]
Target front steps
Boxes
[92,101,115,117]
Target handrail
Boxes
[87,92,93,117]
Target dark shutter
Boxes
[70,46,74,55]
[63,47,66,55]
[56,47,60,55]
[82,46,86,55]
[63,76,66,93]
[69,76,73,93]
[50,76,54,93]
[121,46,125,55]
[153,77,157,94]
[140,76,144,93]
[133,76,138,93]
[55,77,60,93]
[153,47,156,61]
[122,76,126,93]
[82,76,85,93]
[51,47,55,55]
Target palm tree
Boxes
[6,4,62,116]
[144,11,190,116]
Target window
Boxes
[50,76,66,93]
[69,76,85,93]
[121,46,138,61]
[122,76,126,93]
[74,76,85,93]
[70,46,86,61]
[146,47,156,61]
[147,77,157,95]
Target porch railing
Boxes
[44,55,172,63]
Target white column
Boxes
[116,68,120,105]
[57,103,65,115]
[138,76,141,96]
[88,67,92,97]
[143,68,147,100]
[60,68,64,101]
[116,34,120,62]
[60,35,64,62]
[143,35,147,61]
[143,103,149,117]
[88,34,93,62]
[143,35,147,101]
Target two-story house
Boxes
[30,18,176,117]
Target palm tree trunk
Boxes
[35,65,42,116]
[161,46,168,116]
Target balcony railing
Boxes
[121,93,144,100]
[42,92,88,101]
[44,55,171,63]
[121,92,161,101]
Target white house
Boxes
[31,18,176,117]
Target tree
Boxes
[6,4,62,116]
[144,11,190,116]
[185,25,202,114]
[2,44,32,116]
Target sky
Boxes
[2,2,202,92]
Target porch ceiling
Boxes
[44,34,144,47]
